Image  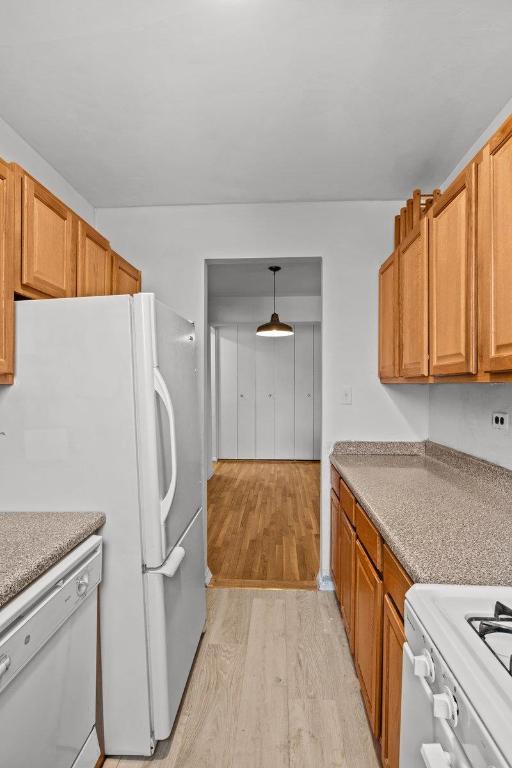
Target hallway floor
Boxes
[207,460,320,589]
[104,588,379,768]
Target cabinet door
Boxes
[399,218,429,377]
[430,167,476,375]
[237,325,256,459]
[217,325,238,459]
[339,509,356,653]
[77,220,112,297]
[381,595,406,768]
[354,540,383,737]
[294,324,314,459]
[478,119,512,372]
[0,159,14,381]
[255,334,275,457]
[275,331,295,458]
[111,251,141,295]
[330,491,340,600]
[18,171,76,298]
[378,251,398,379]
[313,323,321,460]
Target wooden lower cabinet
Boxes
[381,595,406,768]
[354,540,383,737]
[339,509,356,652]
[330,491,341,600]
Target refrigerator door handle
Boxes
[154,367,177,525]
[148,546,186,578]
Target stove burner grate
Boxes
[467,601,512,677]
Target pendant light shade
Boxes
[256,266,294,337]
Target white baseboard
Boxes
[205,566,213,586]
[317,572,335,591]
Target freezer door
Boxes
[133,294,203,568]
[144,508,207,741]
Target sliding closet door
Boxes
[217,326,238,458]
[275,332,295,458]
[237,326,256,458]
[294,325,314,459]
[255,335,275,458]
[313,324,322,460]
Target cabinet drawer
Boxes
[383,545,413,619]
[330,464,340,498]
[339,478,356,526]
[355,503,383,572]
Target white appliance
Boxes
[0,535,102,768]
[401,584,512,767]
[0,294,206,756]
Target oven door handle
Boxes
[420,743,452,767]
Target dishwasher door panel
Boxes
[0,591,97,768]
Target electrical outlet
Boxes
[492,412,509,431]
[340,386,352,405]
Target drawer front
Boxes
[330,464,340,498]
[383,544,413,619]
[355,503,383,572]
[339,477,356,526]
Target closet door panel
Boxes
[255,335,275,458]
[294,325,314,459]
[237,325,256,459]
[218,326,238,459]
[275,331,295,459]
[313,323,322,460]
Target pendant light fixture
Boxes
[256,266,294,337]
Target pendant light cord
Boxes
[273,269,276,313]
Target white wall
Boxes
[428,96,512,469]
[209,294,321,324]
[0,116,94,223]
[429,385,512,470]
[96,200,429,581]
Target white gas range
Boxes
[400,584,512,768]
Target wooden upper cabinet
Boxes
[339,510,356,653]
[111,251,141,295]
[399,216,429,377]
[478,116,512,373]
[354,540,383,737]
[381,595,406,768]
[77,220,112,297]
[14,167,77,299]
[379,251,398,379]
[0,159,14,382]
[430,166,477,376]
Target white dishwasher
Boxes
[0,534,103,768]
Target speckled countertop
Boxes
[0,512,105,608]
[330,441,512,586]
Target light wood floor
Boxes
[207,461,320,589]
[104,588,379,768]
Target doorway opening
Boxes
[205,258,322,590]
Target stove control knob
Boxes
[433,687,458,726]
[413,650,435,682]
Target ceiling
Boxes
[1,1,512,207]
[208,260,321,298]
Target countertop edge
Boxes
[0,512,106,609]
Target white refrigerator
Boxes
[0,293,206,756]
